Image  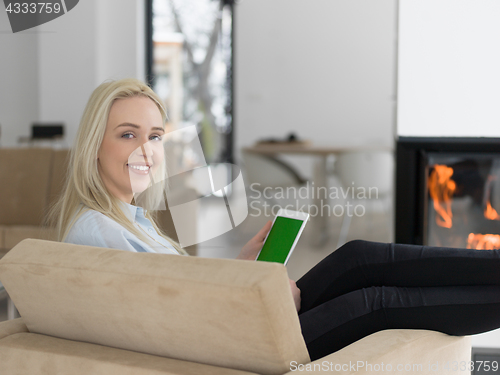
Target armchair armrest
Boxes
[0,318,28,340]
[283,330,471,374]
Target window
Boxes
[146,0,234,164]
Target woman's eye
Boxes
[122,133,135,139]
[150,134,162,141]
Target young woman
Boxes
[52,78,500,361]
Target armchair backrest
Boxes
[0,239,310,375]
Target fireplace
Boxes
[395,137,500,248]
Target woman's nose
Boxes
[135,140,154,163]
[140,140,154,156]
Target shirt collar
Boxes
[119,201,146,222]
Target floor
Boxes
[0,181,393,322]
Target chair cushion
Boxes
[0,332,259,375]
[0,239,309,375]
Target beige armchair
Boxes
[0,239,471,374]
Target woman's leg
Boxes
[299,284,500,361]
[296,240,500,313]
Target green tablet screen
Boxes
[256,216,304,264]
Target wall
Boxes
[398,0,500,137]
[234,0,398,159]
[96,0,146,84]
[37,0,97,147]
[0,0,146,147]
[1,0,397,156]
[0,10,38,146]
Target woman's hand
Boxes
[289,279,301,312]
[236,220,272,261]
[236,221,301,311]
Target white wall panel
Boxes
[398,0,500,137]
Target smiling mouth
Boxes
[127,163,152,174]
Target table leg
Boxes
[310,156,329,247]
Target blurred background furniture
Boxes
[0,239,472,374]
[241,150,308,207]
[242,144,393,247]
[335,150,394,247]
[0,148,65,253]
[243,144,338,246]
[17,123,66,148]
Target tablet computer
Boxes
[256,209,309,265]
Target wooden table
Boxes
[243,143,391,247]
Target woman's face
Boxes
[97,96,165,203]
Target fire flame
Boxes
[428,165,456,228]
[484,202,500,220]
[467,233,500,250]
[483,175,500,220]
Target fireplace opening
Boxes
[426,153,500,249]
[395,137,500,248]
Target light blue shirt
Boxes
[65,203,180,255]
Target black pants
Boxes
[296,240,500,361]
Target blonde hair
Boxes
[48,78,187,255]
